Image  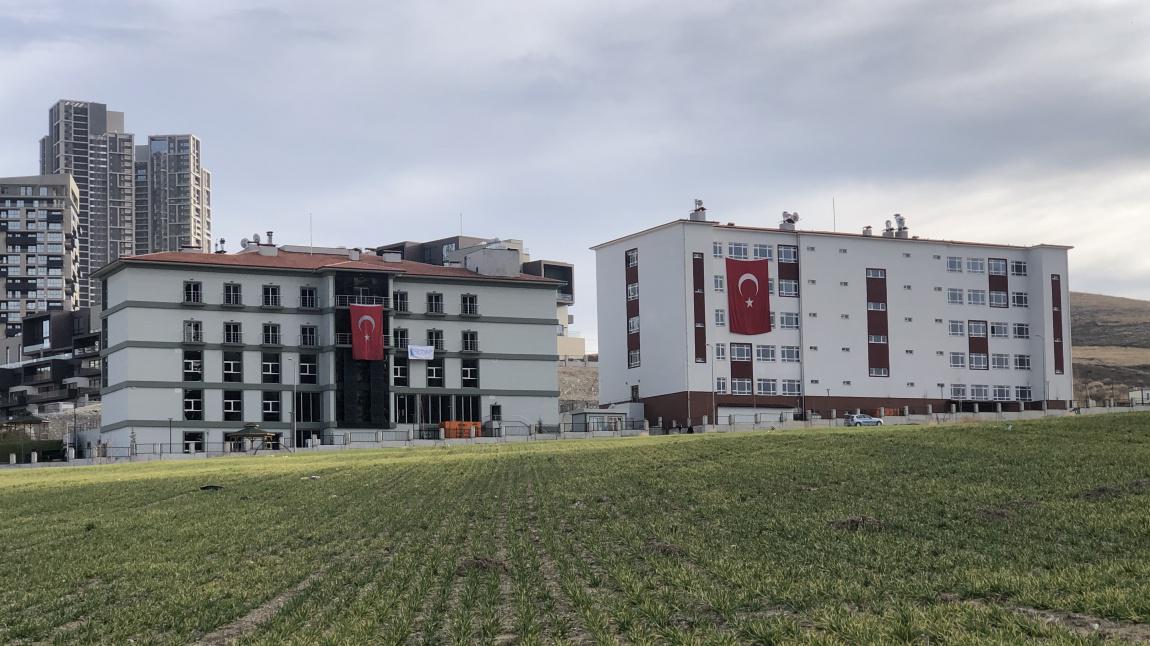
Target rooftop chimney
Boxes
[862,225,873,237]
[882,219,895,238]
[689,199,707,221]
[348,248,362,261]
[894,213,909,239]
[265,231,274,245]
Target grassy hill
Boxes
[3,416,1150,643]
[1070,292,1150,401]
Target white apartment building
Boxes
[593,206,1073,428]
[94,243,561,448]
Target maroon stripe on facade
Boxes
[625,248,639,362]
[968,320,988,355]
[865,269,890,376]
[865,277,887,302]
[866,310,889,335]
[730,343,753,378]
[867,343,890,369]
[777,261,800,281]
[692,253,707,363]
[988,260,1008,293]
[1052,274,1065,374]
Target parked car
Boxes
[844,413,884,427]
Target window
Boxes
[392,290,409,312]
[951,384,967,400]
[777,245,798,263]
[713,275,725,292]
[183,389,203,421]
[223,351,243,382]
[947,288,963,304]
[1013,323,1030,339]
[299,286,318,309]
[626,248,638,267]
[844,347,853,352]
[183,350,203,381]
[966,258,985,273]
[946,256,963,272]
[1014,354,1031,370]
[730,343,752,361]
[1012,292,1029,308]
[714,343,727,360]
[393,357,408,385]
[989,291,1008,308]
[967,290,987,306]
[988,258,1007,276]
[768,278,775,295]
[992,354,1010,369]
[1015,385,1033,401]
[779,279,799,297]
[780,312,800,329]
[296,392,322,423]
[968,321,987,337]
[427,329,444,350]
[712,242,723,258]
[728,242,748,259]
[627,316,640,334]
[262,391,281,422]
[866,302,887,311]
[715,309,726,326]
[840,281,849,287]
[993,385,1011,401]
[427,358,445,387]
[839,248,848,254]
[949,352,966,368]
[183,320,202,343]
[971,384,989,400]
[393,328,408,349]
[970,353,988,370]
[262,352,281,383]
[756,344,775,362]
[841,314,850,320]
[183,280,202,303]
[300,325,318,347]
[628,349,640,368]
[462,330,479,352]
[626,283,639,300]
[224,283,242,306]
[223,391,243,422]
[461,294,478,315]
[714,377,728,394]
[262,323,281,345]
[427,292,444,314]
[867,335,888,344]
[782,379,802,396]
[1010,260,1028,277]
[781,345,800,363]
[728,378,751,395]
[262,284,281,307]
[757,378,777,395]
[869,367,889,377]
[865,268,886,278]
[299,354,317,384]
[753,244,772,260]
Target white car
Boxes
[845,413,884,427]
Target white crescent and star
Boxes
[737,272,760,308]
[357,314,377,341]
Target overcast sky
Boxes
[2,0,1149,351]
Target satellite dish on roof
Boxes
[252,233,261,244]
[241,238,250,248]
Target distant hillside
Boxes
[1070,292,1150,348]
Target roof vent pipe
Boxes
[689,199,707,221]
[882,220,895,238]
[862,225,873,237]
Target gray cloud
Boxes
[2,0,1149,350]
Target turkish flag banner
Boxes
[726,258,772,335]
[350,304,385,360]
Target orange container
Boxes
[442,420,481,439]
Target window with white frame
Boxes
[780,312,800,329]
[715,377,728,394]
[869,367,889,377]
[713,274,724,291]
[947,256,963,272]
[951,384,967,400]
[989,291,1008,308]
[949,352,966,368]
[947,288,964,304]
[866,302,887,311]
[262,353,281,383]
[183,280,202,303]
[628,349,640,368]
[777,245,798,263]
[1015,385,1032,401]
[948,320,965,336]
[779,279,799,297]
[753,244,772,260]
[782,379,802,395]
[299,355,317,384]
[730,343,752,361]
[1014,354,1031,370]
[756,344,776,362]
[968,321,987,337]
[627,316,640,334]
[1010,260,1028,276]
[626,283,639,300]
[757,378,777,395]
[712,242,723,258]
[1012,292,1029,308]
[262,391,281,422]
[868,335,888,344]
[223,391,243,421]
[971,384,989,400]
[988,258,1007,275]
[728,242,748,259]
[781,345,800,363]
[993,385,1011,401]
[715,309,726,326]
[183,389,203,421]
[767,278,775,294]
[731,378,752,395]
[967,290,987,306]
[714,343,726,360]
[992,353,1010,369]
[626,248,638,267]
[1013,323,1030,338]
[865,268,886,278]
[393,360,408,384]
[970,353,988,370]
[966,258,985,273]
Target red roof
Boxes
[107,249,560,284]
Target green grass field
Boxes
[2,414,1150,645]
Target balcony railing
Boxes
[460,304,479,316]
[462,339,480,352]
[183,331,204,343]
[335,295,388,307]
[221,292,243,306]
[335,333,351,345]
[558,292,574,304]
[223,333,243,345]
[299,334,319,347]
[262,334,282,346]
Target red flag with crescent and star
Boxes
[726,258,772,335]
[350,304,385,360]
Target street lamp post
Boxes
[167,417,173,455]
[705,343,716,429]
[286,356,297,449]
[1033,332,1048,410]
